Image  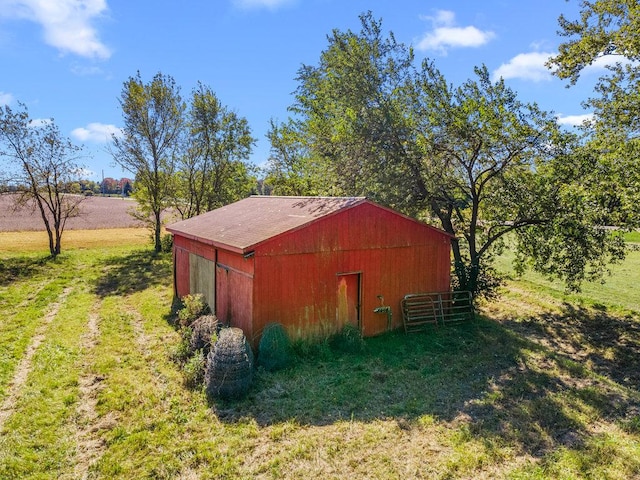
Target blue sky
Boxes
[0,0,608,181]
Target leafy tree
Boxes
[277,12,416,206]
[549,0,640,228]
[175,83,256,219]
[111,72,186,253]
[101,177,119,194]
[122,179,133,196]
[270,12,625,297]
[0,103,86,257]
[549,0,640,85]
[265,119,335,195]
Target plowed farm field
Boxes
[0,195,142,232]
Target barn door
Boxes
[189,253,215,312]
[336,273,361,330]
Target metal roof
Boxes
[166,196,367,252]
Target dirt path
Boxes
[0,287,72,430]
[73,301,114,480]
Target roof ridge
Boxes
[249,195,366,200]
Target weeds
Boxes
[176,293,209,328]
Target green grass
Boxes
[623,230,640,244]
[1,235,640,478]
[494,247,640,313]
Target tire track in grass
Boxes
[74,300,113,480]
[0,286,72,430]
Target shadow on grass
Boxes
[502,303,640,391]
[0,255,51,287]
[94,249,172,297]
[210,316,639,459]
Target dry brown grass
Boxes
[0,228,150,253]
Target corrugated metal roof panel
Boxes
[166,196,366,252]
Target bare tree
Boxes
[0,103,86,257]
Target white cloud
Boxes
[71,122,122,142]
[417,10,495,54]
[556,113,595,127]
[493,52,555,82]
[0,0,111,59]
[233,0,294,10]
[0,91,14,105]
[585,54,633,73]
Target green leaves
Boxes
[267,11,632,297]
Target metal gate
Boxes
[401,291,474,333]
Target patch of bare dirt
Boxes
[0,287,72,429]
[74,301,113,480]
[0,194,143,232]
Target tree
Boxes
[0,103,86,257]
[101,177,119,194]
[279,12,416,206]
[548,0,640,228]
[270,12,625,297]
[264,119,335,196]
[122,178,133,196]
[111,72,186,253]
[175,82,256,219]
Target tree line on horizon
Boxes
[1,3,638,299]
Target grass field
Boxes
[1,230,639,479]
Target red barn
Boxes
[166,196,452,344]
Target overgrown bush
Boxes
[330,324,365,353]
[205,327,254,399]
[183,349,206,388]
[258,323,293,372]
[190,314,220,355]
[177,293,209,328]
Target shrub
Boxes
[170,326,193,365]
[177,293,209,328]
[190,314,220,355]
[183,349,206,388]
[205,327,254,399]
[258,323,293,372]
[330,324,365,354]
[161,233,173,253]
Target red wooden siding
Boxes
[174,246,190,299]
[250,203,451,340]
[170,199,452,345]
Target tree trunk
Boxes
[154,209,162,253]
[46,228,56,257]
[54,227,62,256]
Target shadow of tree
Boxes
[0,255,51,287]
[209,317,639,459]
[502,303,640,391]
[94,250,172,297]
